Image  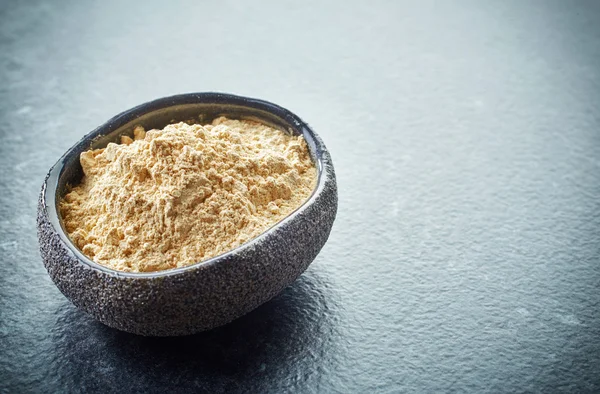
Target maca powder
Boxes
[60,117,317,272]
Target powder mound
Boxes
[60,117,317,272]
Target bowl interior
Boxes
[46,95,325,277]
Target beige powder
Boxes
[60,117,317,272]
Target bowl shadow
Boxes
[50,269,337,393]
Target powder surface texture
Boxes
[60,117,317,272]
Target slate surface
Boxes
[1,0,599,392]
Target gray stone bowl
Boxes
[37,93,337,336]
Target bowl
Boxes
[37,92,337,336]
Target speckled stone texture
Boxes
[37,94,338,336]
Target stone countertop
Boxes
[1,0,599,392]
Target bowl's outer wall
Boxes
[37,94,338,336]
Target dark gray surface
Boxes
[1,0,600,392]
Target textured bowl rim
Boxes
[42,92,330,278]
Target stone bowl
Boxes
[37,92,337,336]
